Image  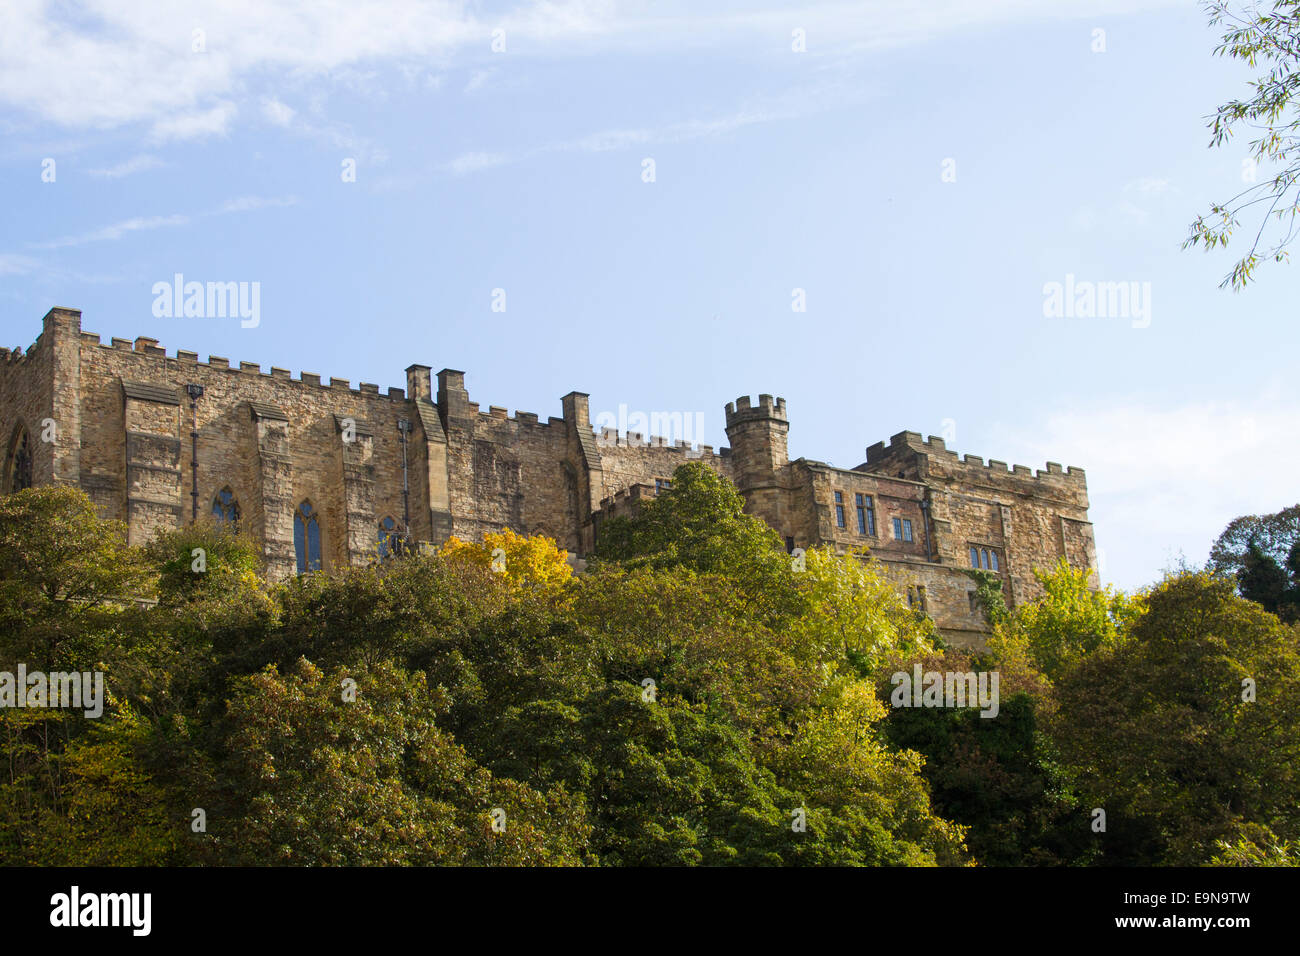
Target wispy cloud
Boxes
[990,383,1300,590]
[149,103,238,143]
[29,214,190,250]
[438,151,511,176]
[217,195,299,214]
[0,0,1184,141]
[437,100,815,177]
[24,195,298,251]
[261,97,296,127]
[0,253,40,276]
[87,154,164,179]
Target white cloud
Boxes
[439,151,511,175]
[0,253,40,275]
[0,0,1185,139]
[989,383,1300,591]
[216,195,299,214]
[148,103,238,143]
[436,99,816,177]
[261,97,295,126]
[1125,176,1173,195]
[463,68,496,94]
[87,153,164,178]
[28,214,190,250]
[26,193,301,251]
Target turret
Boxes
[723,394,790,539]
[723,394,788,489]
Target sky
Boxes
[1,0,1297,592]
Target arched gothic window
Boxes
[377,515,400,560]
[6,426,32,493]
[212,487,241,529]
[294,500,322,573]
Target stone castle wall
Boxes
[0,307,1100,646]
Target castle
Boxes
[1,308,1098,645]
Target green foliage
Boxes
[0,486,149,669]
[962,568,1009,628]
[989,559,1141,683]
[881,649,1090,866]
[1,484,1296,868]
[591,462,802,622]
[1234,539,1300,622]
[1185,3,1300,288]
[1049,572,1300,865]
[1209,503,1300,573]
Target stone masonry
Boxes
[1,308,1098,646]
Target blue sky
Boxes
[1,0,1296,592]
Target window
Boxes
[969,546,1001,572]
[211,487,240,529]
[294,500,322,573]
[784,536,795,553]
[377,515,400,560]
[856,494,875,535]
[893,517,913,542]
[968,591,980,614]
[834,491,845,528]
[989,550,999,572]
[6,426,32,492]
[970,546,980,568]
[655,478,672,493]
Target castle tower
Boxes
[723,394,791,540]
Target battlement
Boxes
[79,328,417,401]
[592,425,719,456]
[862,430,1086,484]
[0,346,34,365]
[724,393,787,426]
[597,482,657,515]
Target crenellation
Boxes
[1,308,1097,650]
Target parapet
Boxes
[862,429,1087,489]
[724,393,787,427]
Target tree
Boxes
[1050,572,1300,865]
[212,659,590,866]
[789,546,938,679]
[0,486,150,669]
[591,462,802,623]
[988,558,1142,683]
[1236,539,1300,620]
[881,647,1088,866]
[439,527,574,596]
[1185,2,1300,288]
[1209,503,1300,574]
